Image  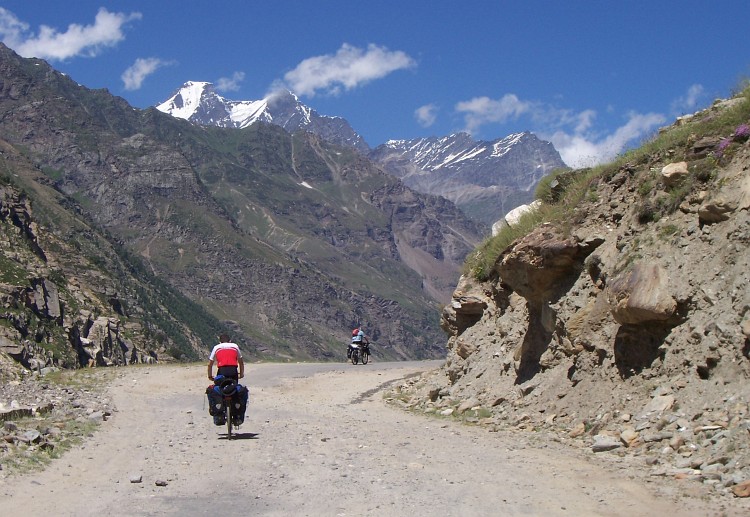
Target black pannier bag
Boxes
[206,385,224,416]
[206,381,249,421]
[235,384,249,420]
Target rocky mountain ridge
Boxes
[0,142,212,372]
[156,83,566,226]
[370,131,566,225]
[389,93,750,500]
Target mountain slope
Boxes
[0,43,484,362]
[370,132,567,225]
[156,84,567,227]
[0,138,220,371]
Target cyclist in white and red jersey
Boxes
[207,333,244,382]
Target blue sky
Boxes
[1,1,748,167]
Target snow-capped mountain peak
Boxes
[156,83,369,152]
[156,82,565,226]
[156,81,272,128]
[155,81,212,119]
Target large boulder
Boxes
[661,161,689,187]
[495,225,602,304]
[491,200,542,236]
[30,278,62,321]
[606,262,677,325]
[698,195,737,224]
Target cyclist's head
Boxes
[219,333,230,342]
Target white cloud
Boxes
[121,57,170,91]
[283,43,415,97]
[415,104,438,127]
[0,8,28,45]
[547,111,666,168]
[216,71,245,93]
[455,94,531,134]
[546,132,601,168]
[454,92,667,168]
[0,7,141,61]
[671,83,705,114]
[572,109,597,134]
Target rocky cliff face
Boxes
[391,95,750,497]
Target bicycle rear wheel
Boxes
[226,404,233,439]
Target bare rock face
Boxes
[495,224,600,304]
[489,226,603,380]
[606,262,678,325]
[440,275,490,337]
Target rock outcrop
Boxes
[606,262,678,325]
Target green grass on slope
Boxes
[464,83,750,281]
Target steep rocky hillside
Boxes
[0,44,484,363]
[0,140,218,372]
[391,91,750,498]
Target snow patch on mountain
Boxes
[229,99,270,127]
[492,133,524,157]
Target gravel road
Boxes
[0,361,728,516]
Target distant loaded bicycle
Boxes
[349,341,370,365]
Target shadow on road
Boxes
[218,432,259,440]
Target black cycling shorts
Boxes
[217,365,239,380]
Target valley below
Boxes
[2,362,745,516]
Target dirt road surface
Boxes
[0,361,737,516]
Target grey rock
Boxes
[642,431,673,443]
[20,429,41,443]
[592,434,622,452]
[456,398,481,414]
